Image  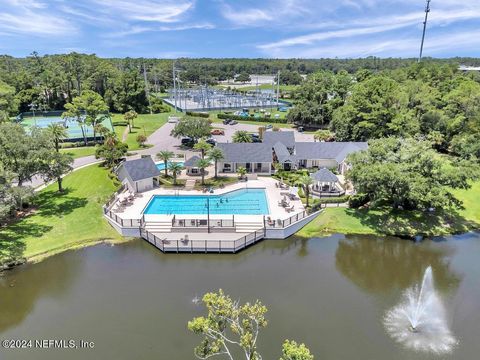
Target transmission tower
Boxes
[418,0,431,62]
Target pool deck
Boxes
[104,177,319,253]
[114,177,305,222]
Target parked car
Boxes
[229,120,238,125]
[265,124,273,129]
[222,119,231,125]
[168,116,180,123]
[297,126,304,132]
[206,138,216,146]
[181,137,195,147]
[211,129,225,135]
[250,133,261,142]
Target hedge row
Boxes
[217,113,288,124]
[186,111,210,118]
[61,141,101,148]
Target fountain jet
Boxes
[384,266,457,354]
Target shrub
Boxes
[217,113,287,124]
[348,193,370,208]
[136,134,147,147]
[186,111,210,118]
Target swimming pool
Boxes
[156,162,185,171]
[143,188,269,215]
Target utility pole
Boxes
[143,63,152,114]
[172,61,177,113]
[276,71,280,109]
[418,0,431,62]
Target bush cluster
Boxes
[348,194,370,208]
[217,113,288,124]
[61,141,100,148]
[186,111,210,118]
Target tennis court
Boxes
[21,115,114,141]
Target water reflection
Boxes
[0,253,80,333]
[334,235,461,294]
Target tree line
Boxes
[1,52,480,119]
[289,62,480,161]
[287,61,480,212]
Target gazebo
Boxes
[311,167,339,193]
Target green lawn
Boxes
[0,165,124,265]
[60,146,97,159]
[112,112,172,150]
[298,181,480,238]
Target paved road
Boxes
[28,122,312,188]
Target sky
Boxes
[0,0,479,58]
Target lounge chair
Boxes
[286,205,295,213]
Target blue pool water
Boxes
[143,188,269,215]
[156,162,185,171]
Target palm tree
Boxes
[297,175,314,208]
[193,139,212,159]
[196,158,210,185]
[237,166,247,180]
[168,162,184,185]
[124,110,138,133]
[207,147,224,178]
[232,130,252,143]
[157,150,174,177]
[47,123,68,152]
[314,129,333,142]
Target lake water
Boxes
[0,233,479,360]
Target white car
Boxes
[168,116,180,123]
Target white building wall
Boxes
[135,178,154,193]
[306,159,338,169]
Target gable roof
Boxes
[295,142,367,163]
[217,143,272,163]
[311,168,339,182]
[263,131,295,148]
[119,157,160,182]
[273,142,295,163]
[185,155,201,167]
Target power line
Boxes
[418,0,431,62]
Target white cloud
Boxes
[103,23,214,38]
[257,6,480,53]
[0,1,75,36]
[265,29,480,58]
[221,6,274,26]
[90,0,195,23]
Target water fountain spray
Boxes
[384,266,457,354]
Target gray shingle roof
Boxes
[185,155,201,167]
[217,143,272,163]
[263,131,295,148]
[120,157,160,181]
[273,142,295,163]
[295,142,367,163]
[311,168,339,182]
